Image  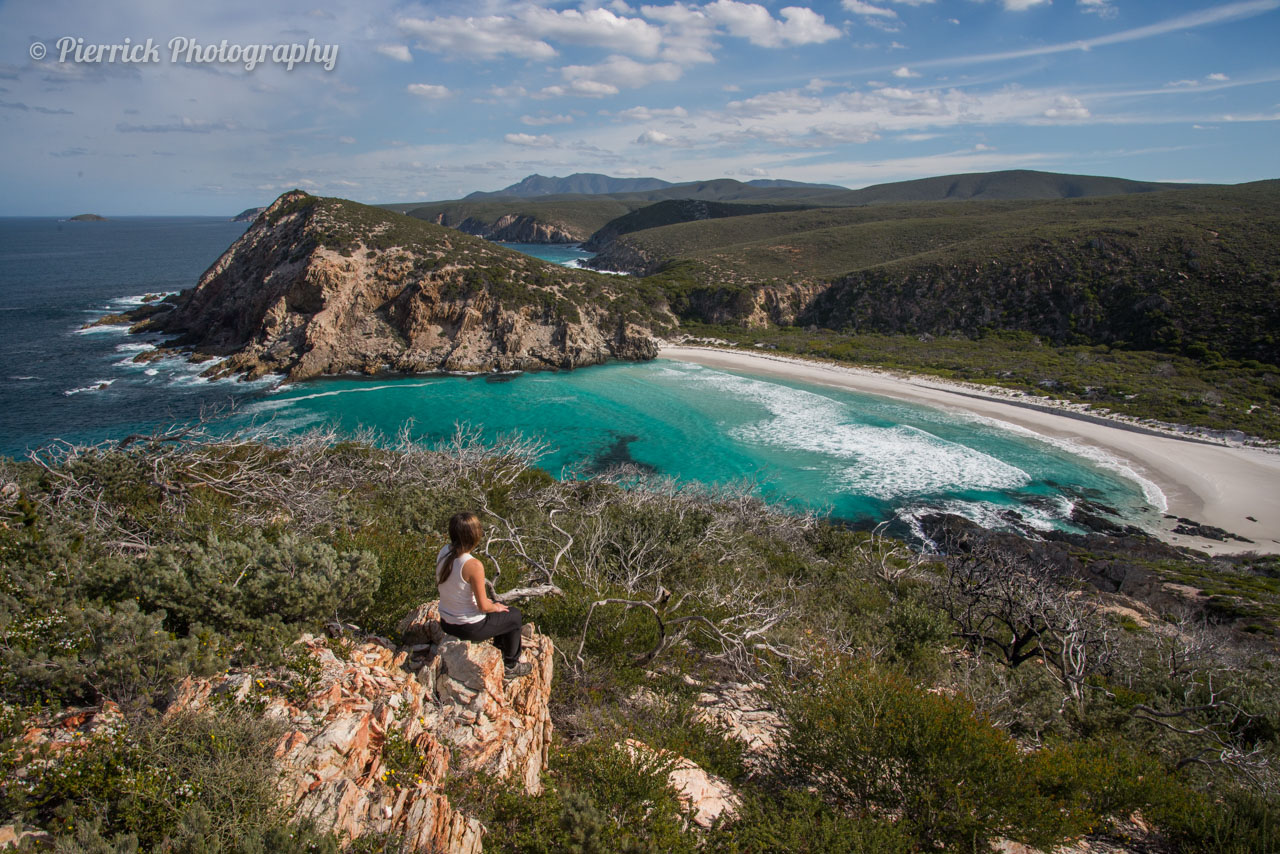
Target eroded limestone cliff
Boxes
[134,191,669,381]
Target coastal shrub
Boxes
[1150,782,1280,854]
[700,788,915,854]
[780,662,1055,851]
[0,706,332,851]
[464,738,697,854]
[883,593,950,672]
[102,532,379,638]
[0,599,208,708]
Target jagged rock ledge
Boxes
[124,190,670,382]
[11,603,555,852]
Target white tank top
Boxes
[437,545,485,624]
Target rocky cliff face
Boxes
[135,191,668,381]
[437,213,582,244]
[13,603,555,852]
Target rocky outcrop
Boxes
[131,191,670,381]
[441,213,581,244]
[10,604,555,852]
[232,204,264,222]
[582,237,662,276]
[693,681,781,765]
[619,739,740,829]
[671,280,826,328]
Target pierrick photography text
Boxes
[34,36,339,71]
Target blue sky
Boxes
[1,0,1277,214]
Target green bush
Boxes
[116,532,378,637]
[1,707,335,851]
[464,738,697,854]
[780,662,1067,851]
[702,788,915,853]
[0,600,208,708]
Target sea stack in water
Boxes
[131,190,668,381]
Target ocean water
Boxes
[0,217,1163,538]
[493,242,596,267]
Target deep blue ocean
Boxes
[0,218,1163,536]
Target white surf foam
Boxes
[74,323,130,335]
[686,368,1030,500]
[950,411,1168,514]
[64,379,115,395]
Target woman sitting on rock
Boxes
[436,511,532,680]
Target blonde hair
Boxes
[438,512,483,585]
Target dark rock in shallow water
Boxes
[584,434,658,476]
[1070,499,1148,538]
[1170,518,1253,543]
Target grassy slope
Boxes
[615,182,1278,281]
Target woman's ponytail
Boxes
[438,511,483,586]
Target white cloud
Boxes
[338,136,356,145]
[560,55,684,95]
[635,128,685,145]
[1002,0,1051,10]
[489,85,529,98]
[842,1,899,19]
[521,7,664,57]
[398,16,556,60]
[504,133,557,147]
[376,44,412,62]
[616,105,690,120]
[1043,95,1090,119]
[1207,72,1230,81]
[565,80,622,97]
[909,1,1280,69]
[407,83,451,99]
[888,0,935,5]
[1079,0,1117,18]
[522,114,575,126]
[948,17,960,24]
[892,66,921,78]
[399,5,664,62]
[703,1,841,47]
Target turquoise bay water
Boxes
[492,242,595,267]
[0,218,1162,540]
[243,361,1162,537]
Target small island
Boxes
[68,213,107,221]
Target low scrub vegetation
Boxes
[1,422,1276,851]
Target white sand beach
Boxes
[661,345,1280,556]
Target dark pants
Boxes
[440,607,523,667]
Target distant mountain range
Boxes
[385,169,1215,248]
[450,169,1198,205]
[464,172,846,199]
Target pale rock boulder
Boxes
[619,739,740,829]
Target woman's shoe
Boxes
[503,659,533,681]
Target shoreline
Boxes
[660,344,1280,557]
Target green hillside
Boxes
[398,197,644,241]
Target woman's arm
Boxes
[462,558,508,613]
